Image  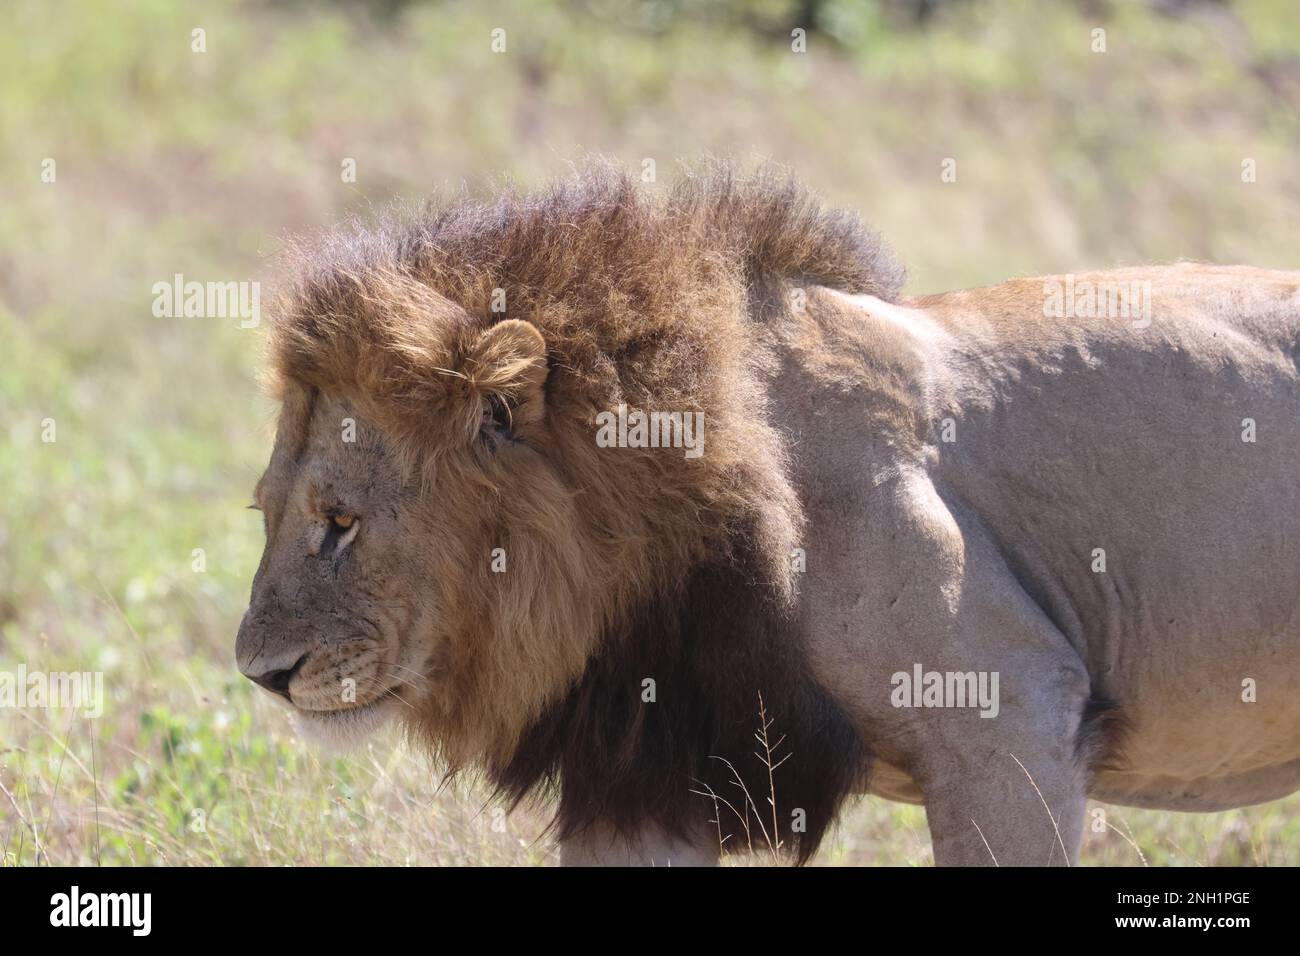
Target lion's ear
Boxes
[463,319,549,438]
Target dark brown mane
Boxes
[493,515,870,864]
[272,159,901,424]
[283,157,902,322]
[271,159,902,485]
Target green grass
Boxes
[2,0,1298,866]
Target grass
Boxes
[1,0,1298,866]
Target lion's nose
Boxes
[241,652,307,701]
[247,659,305,700]
[236,602,313,702]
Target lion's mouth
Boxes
[292,683,405,717]
[290,688,403,752]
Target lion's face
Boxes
[235,392,436,749]
[236,318,603,755]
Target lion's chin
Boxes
[292,699,399,754]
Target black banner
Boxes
[0,865,1281,942]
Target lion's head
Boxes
[236,161,900,858]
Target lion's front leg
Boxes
[851,475,1095,866]
[558,821,720,867]
[918,746,1088,866]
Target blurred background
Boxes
[1,0,1297,865]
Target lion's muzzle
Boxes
[235,611,311,704]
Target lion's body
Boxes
[759,267,1300,863]
[239,165,1300,865]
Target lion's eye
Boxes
[321,514,359,556]
[482,392,513,441]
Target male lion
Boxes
[236,163,1300,865]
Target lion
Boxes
[236,161,1300,865]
